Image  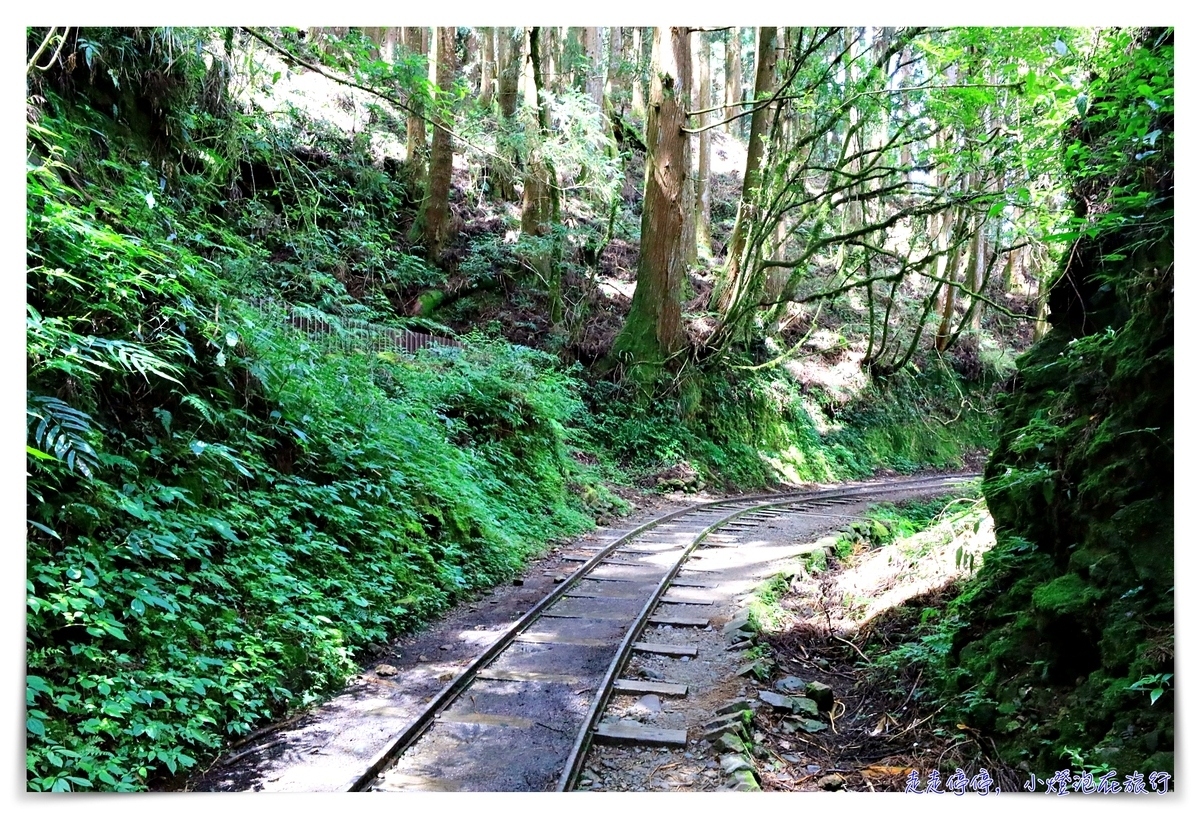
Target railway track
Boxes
[354,472,978,792]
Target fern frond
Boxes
[27,393,100,478]
[180,393,217,425]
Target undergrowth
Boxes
[26,59,602,790]
[580,359,994,489]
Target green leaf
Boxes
[206,517,240,542]
[27,520,60,540]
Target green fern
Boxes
[27,393,100,478]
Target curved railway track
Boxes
[353,472,978,792]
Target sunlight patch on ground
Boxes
[597,276,637,300]
[232,43,408,163]
[831,503,995,633]
[709,129,748,176]
[784,349,869,404]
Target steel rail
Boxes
[354,471,978,791]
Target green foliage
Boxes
[581,353,992,489]
[876,27,1174,778]
[747,573,792,633]
[835,494,976,556]
[1030,573,1101,616]
[24,30,602,792]
[23,23,1079,793]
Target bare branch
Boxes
[28,27,71,73]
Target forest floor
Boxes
[750,491,1021,793]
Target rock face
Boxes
[953,28,1174,779]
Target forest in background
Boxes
[24,24,1171,790]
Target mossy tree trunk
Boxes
[611,26,691,387]
[490,27,523,202]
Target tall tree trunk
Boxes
[724,27,742,135]
[630,27,646,120]
[403,27,429,188]
[967,211,987,332]
[521,28,538,108]
[463,28,479,94]
[479,27,495,108]
[934,207,968,353]
[694,30,713,258]
[563,27,583,91]
[606,26,624,114]
[490,27,523,201]
[583,27,604,107]
[842,28,864,236]
[541,26,560,93]
[522,28,563,326]
[383,27,399,63]
[1001,242,1017,292]
[611,26,692,385]
[497,27,521,120]
[1029,242,1049,340]
[680,36,697,267]
[715,26,777,318]
[417,26,457,264]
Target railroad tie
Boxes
[632,642,698,658]
[593,723,688,748]
[659,594,713,606]
[647,612,712,627]
[613,678,687,697]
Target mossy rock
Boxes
[1030,573,1102,617]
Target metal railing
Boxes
[242,296,463,357]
